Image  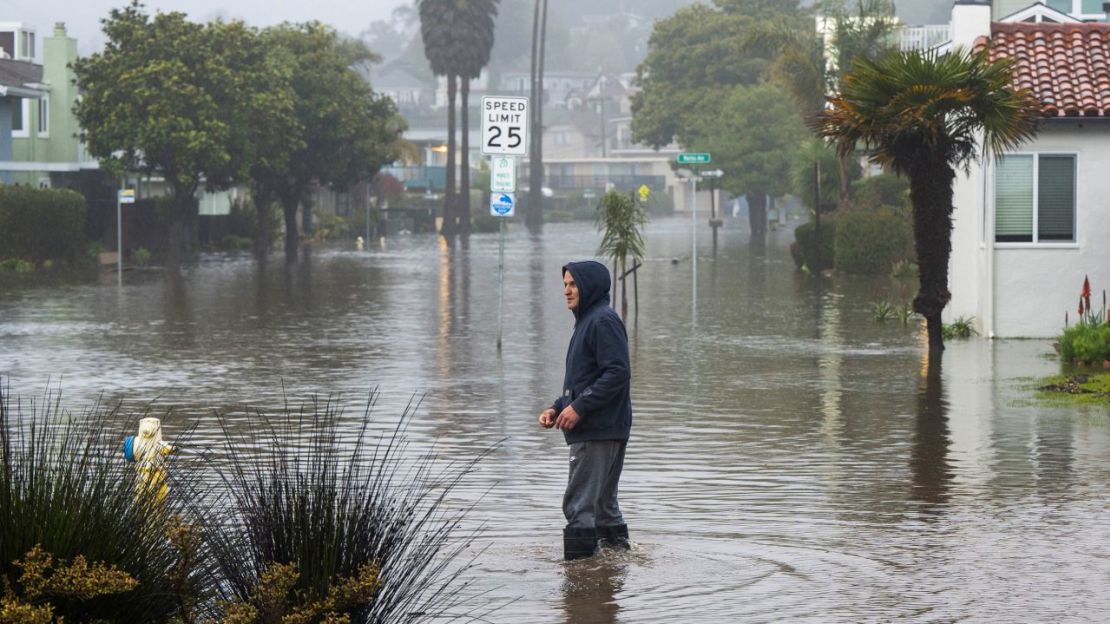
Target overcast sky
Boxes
[14,0,413,54]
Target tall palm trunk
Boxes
[460,77,472,235]
[526,0,547,233]
[444,74,458,237]
[908,158,956,354]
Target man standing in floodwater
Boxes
[539,260,633,560]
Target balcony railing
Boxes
[900,24,950,51]
[382,165,447,192]
[545,174,666,193]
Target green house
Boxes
[10,22,98,187]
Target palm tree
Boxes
[814,49,1039,353]
[596,190,647,320]
[456,0,498,235]
[418,0,465,237]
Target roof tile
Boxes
[979,21,1110,118]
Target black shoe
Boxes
[563,527,598,560]
[598,524,630,551]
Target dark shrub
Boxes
[793,219,836,272]
[833,208,913,275]
[0,383,209,622]
[0,187,86,264]
[852,174,909,211]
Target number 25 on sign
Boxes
[481,96,528,156]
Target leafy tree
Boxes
[815,49,1040,352]
[747,0,898,201]
[631,3,810,246]
[694,83,807,244]
[630,4,768,150]
[255,23,404,259]
[74,2,295,266]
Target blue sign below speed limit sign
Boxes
[490,193,515,217]
[481,96,529,156]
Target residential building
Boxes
[0,22,45,184]
[9,23,98,187]
[947,0,1110,337]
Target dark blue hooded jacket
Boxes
[551,260,632,444]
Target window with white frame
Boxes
[995,153,1076,243]
[11,98,28,137]
[37,96,47,136]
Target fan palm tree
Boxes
[418,0,466,237]
[814,49,1040,353]
[456,0,498,235]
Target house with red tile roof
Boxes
[946,0,1110,337]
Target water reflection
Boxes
[4,219,1110,621]
[561,557,627,624]
[909,357,951,509]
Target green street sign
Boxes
[677,152,711,164]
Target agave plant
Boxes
[203,392,493,624]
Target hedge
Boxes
[0,186,87,264]
[833,208,913,275]
[792,219,836,272]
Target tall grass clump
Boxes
[204,393,493,623]
[0,382,209,622]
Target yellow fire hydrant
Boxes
[122,417,173,503]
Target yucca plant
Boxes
[596,190,647,320]
[203,393,492,624]
[0,381,210,622]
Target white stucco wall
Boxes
[951,120,1110,338]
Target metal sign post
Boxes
[483,96,528,352]
[117,187,135,287]
[490,191,516,350]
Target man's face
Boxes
[563,273,579,311]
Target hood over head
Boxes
[562,260,611,319]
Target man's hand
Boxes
[538,408,556,429]
[555,405,580,431]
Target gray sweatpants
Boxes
[563,440,627,530]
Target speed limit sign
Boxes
[481,96,528,156]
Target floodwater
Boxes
[3,217,1110,622]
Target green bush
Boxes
[1059,322,1110,363]
[852,174,909,210]
[0,258,34,273]
[833,208,913,275]
[131,247,152,266]
[793,219,836,272]
[0,186,86,264]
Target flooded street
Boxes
[3,217,1110,622]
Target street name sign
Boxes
[118,189,135,204]
[481,96,529,156]
[677,153,711,164]
[491,156,517,193]
[490,192,515,217]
